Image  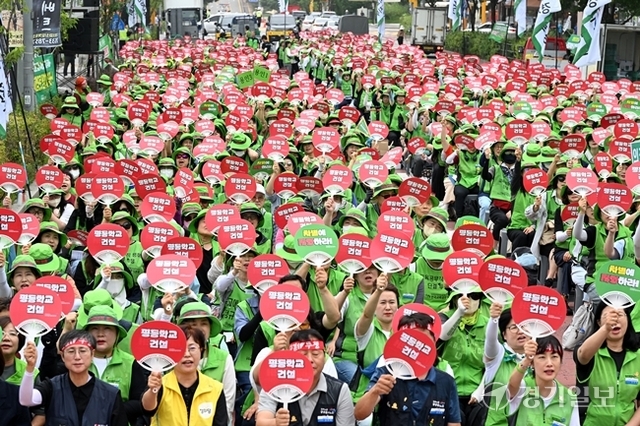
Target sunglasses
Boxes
[468,292,483,301]
[381,193,394,199]
[117,221,132,230]
[557,175,566,182]
[177,154,190,159]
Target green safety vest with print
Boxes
[388,269,424,306]
[513,381,576,426]
[88,347,134,400]
[457,150,481,189]
[414,258,448,312]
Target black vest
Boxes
[276,374,344,426]
[45,374,118,426]
[378,369,456,426]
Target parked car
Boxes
[302,15,315,31]
[311,17,329,32]
[321,11,336,18]
[326,16,340,31]
[464,21,516,35]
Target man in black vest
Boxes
[19,329,128,426]
[256,329,354,426]
[354,313,462,426]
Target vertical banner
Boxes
[514,0,526,35]
[98,35,114,68]
[574,0,612,67]
[448,0,461,31]
[532,0,562,60]
[0,56,13,138]
[0,9,24,47]
[128,0,147,27]
[33,54,58,106]
[32,0,62,47]
[376,0,384,41]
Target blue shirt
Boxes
[368,366,462,424]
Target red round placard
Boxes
[90,172,125,205]
[511,287,566,338]
[140,192,176,223]
[10,287,61,338]
[382,328,436,379]
[407,137,427,155]
[398,178,431,207]
[204,205,241,235]
[311,127,340,153]
[391,303,442,339]
[262,137,291,162]
[370,232,415,273]
[247,254,290,294]
[224,173,256,204]
[201,160,224,185]
[296,177,323,198]
[114,159,142,186]
[273,172,300,200]
[335,233,372,274]
[610,139,632,163]
[359,160,389,189]
[504,119,531,144]
[442,251,484,294]
[258,350,314,404]
[220,156,249,176]
[286,212,322,236]
[33,276,75,316]
[321,165,352,195]
[478,258,528,304]
[566,167,598,196]
[451,223,493,258]
[86,223,130,265]
[146,254,196,293]
[135,174,167,200]
[18,213,40,245]
[217,219,257,257]
[0,208,22,248]
[161,237,203,269]
[627,161,640,195]
[381,147,404,169]
[140,222,180,258]
[380,196,408,214]
[274,203,305,230]
[269,119,293,139]
[522,168,549,196]
[559,134,587,158]
[0,163,27,193]
[67,230,88,247]
[47,139,75,164]
[368,121,389,140]
[597,182,633,217]
[561,203,581,225]
[377,211,415,240]
[594,152,613,178]
[131,321,187,372]
[35,165,64,193]
[259,284,310,332]
[613,119,639,140]
[75,173,94,202]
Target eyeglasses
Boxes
[117,222,132,230]
[506,324,519,332]
[557,176,566,182]
[3,330,18,338]
[177,154,190,159]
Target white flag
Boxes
[128,0,147,27]
[514,0,527,35]
[278,0,287,13]
[377,0,385,41]
[562,14,571,33]
[573,0,611,68]
[0,58,12,138]
[448,0,461,31]
[532,0,562,60]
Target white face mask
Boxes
[232,149,246,157]
[423,226,437,238]
[160,168,174,179]
[48,198,61,208]
[106,279,127,306]
[69,169,80,179]
[466,298,480,314]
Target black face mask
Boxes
[502,153,517,164]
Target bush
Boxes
[385,3,410,23]
[444,31,502,60]
[3,107,51,181]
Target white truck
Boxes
[164,0,204,38]
[410,7,448,54]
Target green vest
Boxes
[440,313,489,396]
[117,322,137,354]
[88,348,134,400]
[514,381,576,426]
[508,191,535,230]
[458,150,481,189]
[364,204,381,238]
[61,113,82,127]
[546,191,562,222]
[119,29,128,41]
[259,211,273,241]
[260,321,277,346]
[358,90,373,109]
[341,80,353,97]
[390,105,408,131]
[307,268,347,313]
[234,299,256,372]
[362,318,388,368]
[201,343,229,382]
[220,280,253,333]
[388,269,423,306]
[335,286,369,363]
[414,258,448,311]
[586,223,635,283]
[579,347,640,426]
[122,302,141,324]
[489,165,512,202]
[124,242,145,282]
[485,351,531,426]
[4,358,38,385]
[373,105,392,126]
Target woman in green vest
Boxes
[576,302,640,426]
[439,287,489,419]
[0,317,38,385]
[240,203,272,254]
[414,232,452,312]
[448,141,482,220]
[483,303,531,426]
[507,336,579,426]
[34,221,71,276]
[94,262,141,324]
[109,211,145,284]
[82,305,147,423]
[175,301,236,422]
[58,96,84,127]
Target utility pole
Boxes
[22,0,34,112]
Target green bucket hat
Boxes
[77,289,124,330]
[372,180,399,198]
[8,255,42,280]
[62,96,80,110]
[240,203,265,228]
[83,305,127,342]
[337,207,369,231]
[111,211,140,237]
[181,202,202,218]
[28,243,60,274]
[176,301,222,338]
[522,144,544,164]
[38,221,68,249]
[20,198,52,221]
[228,133,252,151]
[275,234,303,263]
[95,261,133,290]
[97,74,113,86]
[499,142,518,162]
[420,233,453,262]
[424,206,449,231]
[188,208,208,236]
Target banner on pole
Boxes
[32,0,62,47]
[573,0,612,68]
[34,54,58,106]
[532,0,562,60]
